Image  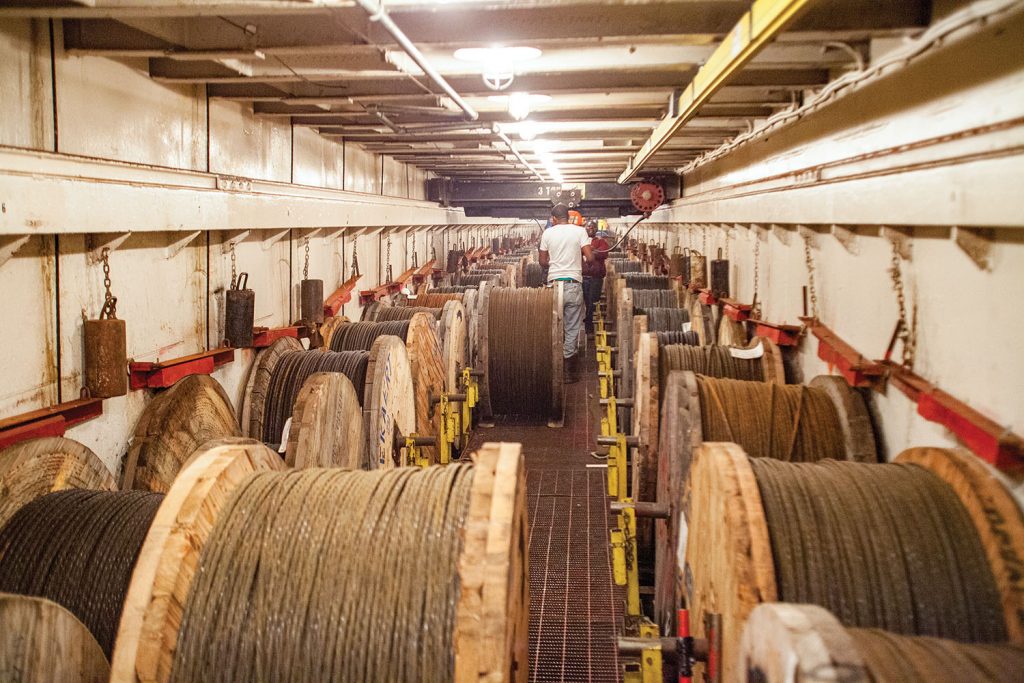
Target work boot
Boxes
[564,354,580,384]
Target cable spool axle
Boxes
[485,286,562,422]
[111,441,528,683]
[685,443,1024,680]
[0,489,163,657]
[741,603,1024,683]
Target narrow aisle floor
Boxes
[470,351,624,682]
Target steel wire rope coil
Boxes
[522,263,545,288]
[415,293,464,308]
[622,273,671,290]
[328,321,410,352]
[261,350,369,445]
[429,286,470,293]
[655,331,700,346]
[660,345,764,393]
[0,489,163,657]
[643,307,690,332]
[608,259,642,273]
[631,289,680,310]
[168,465,475,682]
[365,305,443,322]
[741,603,1024,683]
[455,273,500,287]
[472,264,511,272]
[748,457,1007,641]
[487,287,556,418]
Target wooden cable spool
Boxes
[684,443,1024,680]
[111,441,528,683]
[717,314,748,347]
[320,313,446,463]
[653,372,873,634]
[122,375,241,492]
[0,437,116,528]
[0,592,110,682]
[361,303,443,322]
[241,336,415,469]
[483,286,563,423]
[741,603,1024,683]
[284,373,364,469]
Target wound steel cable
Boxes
[643,307,690,332]
[415,293,464,308]
[621,274,670,290]
[847,628,1024,680]
[608,259,642,273]
[695,376,845,462]
[263,350,369,444]
[455,273,499,287]
[749,458,1007,642]
[631,289,679,310]
[367,306,443,322]
[488,287,554,417]
[656,331,700,346]
[329,321,410,352]
[169,465,475,683]
[429,286,470,293]
[0,489,163,657]
[523,263,545,288]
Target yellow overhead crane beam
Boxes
[618,0,817,184]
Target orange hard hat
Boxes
[568,210,584,226]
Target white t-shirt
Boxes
[540,224,590,283]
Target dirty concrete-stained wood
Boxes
[123,375,241,493]
[405,311,446,464]
[439,300,468,393]
[0,592,110,683]
[110,439,284,683]
[363,335,416,469]
[0,437,116,528]
[453,442,529,683]
[285,372,365,469]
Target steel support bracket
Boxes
[952,226,994,271]
[830,224,859,254]
[86,232,131,264]
[163,230,202,260]
[220,229,250,254]
[260,228,290,251]
[0,397,105,450]
[770,223,792,245]
[881,226,913,260]
[0,234,31,268]
[129,347,235,390]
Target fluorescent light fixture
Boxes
[487,92,552,120]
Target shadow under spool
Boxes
[0,489,163,657]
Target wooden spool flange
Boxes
[0,437,116,528]
[653,371,873,635]
[687,297,717,346]
[439,300,468,393]
[110,439,285,683]
[476,282,493,419]
[684,442,1024,680]
[615,287,634,423]
[0,592,110,682]
[286,373,364,468]
[717,314,748,347]
[461,289,479,379]
[123,375,241,492]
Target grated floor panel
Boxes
[469,344,623,682]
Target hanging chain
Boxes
[888,239,917,368]
[350,236,360,278]
[385,232,393,283]
[802,232,819,320]
[100,247,118,319]
[724,226,731,260]
[702,224,708,255]
[303,236,310,280]
[752,234,762,318]
[411,234,418,268]
[229,242,237,289]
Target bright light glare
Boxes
[453,46,542,64]
[518,120,540,141]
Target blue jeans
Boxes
[583,276,603,328]
[562,281,584,359]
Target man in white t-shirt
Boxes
[539,203,593,383]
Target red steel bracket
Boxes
[323,274,362,318]
[0,397,104,449]
[802,319,885,388]
[411,259,437,286]
[720,298,752,322]
[750,319,802,346]
[252,325,306,348]
[698,289,718,306]
[129,347,235,390]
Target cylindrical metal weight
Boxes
[689,252,707,289]
[446,250,464,274]
[711,250,730,299]
[225,273,255,347]
[300,279,324,325]
[83,318,127,397]
[681,248,691,284]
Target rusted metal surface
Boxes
[83,318,127,398]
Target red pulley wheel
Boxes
[630,182,665,213]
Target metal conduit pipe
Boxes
[495,127,545,181]
[354,0,479,121]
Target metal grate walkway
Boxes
[470,350,623,682]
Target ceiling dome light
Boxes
[518,120,540,141]
[454,46,542,91]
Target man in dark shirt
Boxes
[582,219,609,334]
